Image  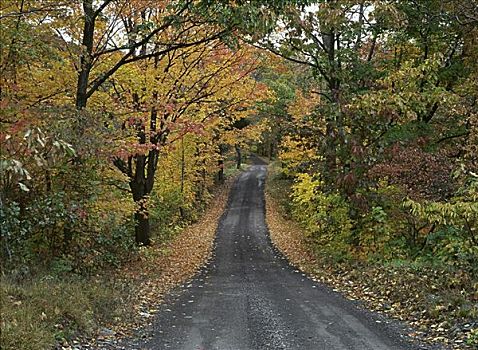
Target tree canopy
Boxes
[1,1,477,347]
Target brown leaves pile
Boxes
[265,192,477,350]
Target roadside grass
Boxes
[265,161,478,349]
[0,274,134,350]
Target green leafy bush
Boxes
[1,201,29,262]
[402,195,478,271]
[290,173,353,261]
[1,192,136,273]
[149,188,187,241]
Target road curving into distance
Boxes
[136,157,437,350]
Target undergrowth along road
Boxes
[265,162,477,350]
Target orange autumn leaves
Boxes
[107,42,269,159]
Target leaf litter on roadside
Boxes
[265,192,477,350]
[77,179,234,349]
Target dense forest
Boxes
[1,0,477,349]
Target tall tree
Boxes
[108,42,265,244]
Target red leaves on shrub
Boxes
[369,144,457,201]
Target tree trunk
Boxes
[112,76,162,247]
[180,137,185,194]
[216,144,226,184]
[217,159,224,183]
[130,180,152,246]
[128,146,159,246]
[235,144,242,169]
[179,137,185,219]
[134,205,151,246]
[76,0,95,109]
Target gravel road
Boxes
[134,158,432,350]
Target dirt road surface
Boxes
[126,159,434,350]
